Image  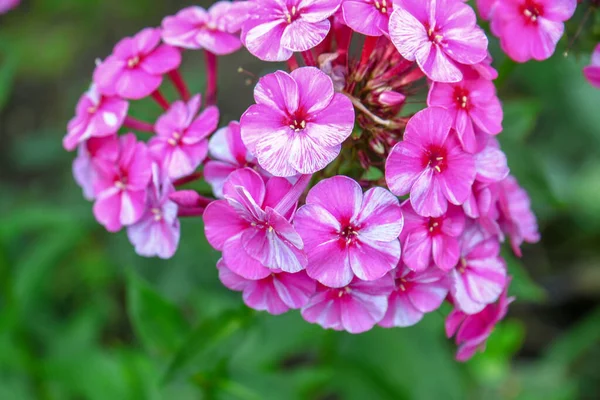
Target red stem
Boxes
[333,23,353,67]
[168,69,191,101]
[287,56,299,72]
[178,207,205,217]
[173,172,204,187]
[301,50,316,67]
[205,51,218,105]
[123,116,154,133]
[359,36,379,69]
[151,90,170,111]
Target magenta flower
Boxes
[427,78,503,153]
[389,0,488,83]
[93,28,181,100]
[449,225,506,314]
[149,95,219,180]
[161,3,243,54]
[72,136,120,201]
[301,275,395,333]
[241,0,340,61]
[474,138,509,183]
[204,168,307,279]
[294,176,403,288]
[218,259,316,315]
[63,85,129,151]
[341,0,394,37]
[400,202,465,272]
[498,176,540,257]
[446,283,513,361]
[0,0,19,14]
[493,0,577,63]
[204,121,265,198]
[92,133,153,232]
[584,44,600,89]
[379,265,448,327]
[240,67,354,177]
[385,107,476,217]
[476,0,497,20]
[127,165,180,259]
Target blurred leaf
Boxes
[501,99,541,143]
[503,249,547,302]
[126,270,190,356]
[0,47,18,111]
[362,167,383,181]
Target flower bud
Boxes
[378,90,406,107]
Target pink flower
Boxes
[149,95,219,180]
[127,165,180,259]
[389,0,488,83]
[385,107,476,217]
[240,67,354,177]
[476,0,498,20]
[583,44,600,89]
[203,168,308,279]
[241,0,341,61]
[301,275,395,333]
[72,136,120,200]
[204,121,264,198]
[401,202,465,272]
[492,0,577,63]
[379,265,448,327]
[427,78,503,153]
[63,85,129,151]
[341,0,394,37]
[161,3,244,54]
[294,176,403,288]
[92,133,153,232]
[474,138,509,183]
[0,0,19,14]
[218,259,316,315]
[498,176,540,257]
[446,283,514,361]
[93,28,181,99]
[449,225,506,314]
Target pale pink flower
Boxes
[161,2,244,54]
[203,168,307,279]
[401,202,465,272]
[0,0,19,14]
[446,282,513,361]
[492,0,577,63]
[498,176,540,257]
[241,0,341,61]
[218,259,316,315]
[301,275,395,333]
[385,107,476,217]
[341,0,394,37]
[204,121,264,198]
[240,67,354,177]
[379,265,448,327]
[127,165,180,259]
[449,225,506,314]
[72,136,120,200]
[63,85,129,151]
[389,0,488,83]
[149,95,219,180]
[93,28,181,99]
[294,176,403,288]
[92,133,153,232]
[428,78,503,153]
[583,44,600,89]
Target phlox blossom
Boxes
[341,0,394,37]
[584,44,600,89]
[72,136,120,201]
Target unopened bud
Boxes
[378,91,406,107]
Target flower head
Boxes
[385,107,476,217]
[584,44,600,89]
[379,265,448,327]
[92,133,153,232]
[127,165,180,259]
[341,0,394,37]
[161,2,245,54]
[218,259,316,315]
[149,95,219,179]
[204,168,307,279]
[241,0,341,61]
[301,275,395,333]
[63,85,128,151]
[389,0,488,82]
[93,28,181,99]
[72,136,120,200]
[294,176,403,288]
[240,67,354,177]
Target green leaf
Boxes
[501,99,542,143]
[361,167,383,181]
[126,270,190,356]
[503,249,547,303]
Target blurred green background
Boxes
[1,1,600,399]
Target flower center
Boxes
[373,0,390,14]
[423,146,447,173]
[427,26,444,45]
[521,1,543,23]
[127,55,140,68]
[427,218,443,235]
[167,131,182,146]
[289,119,307,132]
[151,208,162,221]
[337,286,352,297]
[458,257,468,273]
[453,87,470,110]
[395,277,410,292]
[284,5,300,24]
[114,168,128,190]
[340,224,360,246]
[87,106,98,114]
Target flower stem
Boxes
[123,116,154,133]
[168,69,191,101]
[287,56,299,72]
[205,51,218,105]
[173,172,204,187]
[359,36,378,69]
[177,207,205,217]
[347,94,393,128]
[274,174,312,216]
[334,23,353,67]
[151,90,170,111]
[301,50,316,67]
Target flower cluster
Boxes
[584,43,600,88]
[64,0,545,361]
